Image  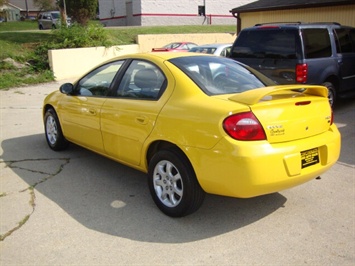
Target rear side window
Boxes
[231,29,299,59]
[302,29,331,58]
[334,28,355,53]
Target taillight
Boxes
[223,112,266,141]
[296,63,308,83]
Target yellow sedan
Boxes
[43,53,341,217]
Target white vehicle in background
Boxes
[189,43,232,57]
[38,11,71,30]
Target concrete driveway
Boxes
[0,81,354,265]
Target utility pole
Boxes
[25,0,29,18]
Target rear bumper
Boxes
[186,125,341,198]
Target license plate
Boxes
[301,148,319,169]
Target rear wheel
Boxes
[323,81,336,107]
[148,149,205,217]
[44,108,69,151]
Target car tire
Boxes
[323,81,336,107]
[148,149,205,217]
[44,108,69,151]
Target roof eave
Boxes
[230,1,355,14]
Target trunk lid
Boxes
[228,85,332,143]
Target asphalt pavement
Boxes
[0,81,354,265]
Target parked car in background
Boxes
[43,52,340,217]
[38,11,71,30]
[189,43,232,57]
[230,22,355,106]
[152,42,197,52]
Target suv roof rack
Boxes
[255,22,302,26]
[254,22,341,26]
[307,22,341,26]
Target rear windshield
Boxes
[190,47,217,54]
[169,56,274,95]
[231,29,300,59]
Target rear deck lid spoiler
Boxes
[228,85,328,105]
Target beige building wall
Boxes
[49,44,140,81]
[239,5,355,30]
[49,33,237,81]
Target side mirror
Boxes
[60,83,74,95]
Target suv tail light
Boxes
[296,63,308,83]
[223,112,266,141]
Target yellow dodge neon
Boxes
[43,53,341,217]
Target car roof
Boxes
[99,52,214,65]
[245,22,352,30]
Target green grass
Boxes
[0,20,38,31]
[107,25,236,44]
[0,22,236,90]
[0,32,52,59]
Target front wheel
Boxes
[148,149,205,217]
[44,108,69,151]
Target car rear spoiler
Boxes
[228,85,328,105]
[152,48,169,52]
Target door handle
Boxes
[136,116,148,125]
[88,108,97,115]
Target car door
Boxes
[334,28,355,92]
[43,13,52,29]
[58,60,124,152]
[100,59,167,166]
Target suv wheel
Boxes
[323,82,336,107]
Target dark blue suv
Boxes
[230,22,355,106]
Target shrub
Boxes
[31,22,114,71]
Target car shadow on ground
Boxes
[333,98,355,166]
[1,133,287,243]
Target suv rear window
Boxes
[302,29,331,58]
[230,29,299,59]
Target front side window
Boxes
[76,60,124,96]
[334,28,355,53]
[220,47,231,57]
[116,60,166,100]
[190,47,217,54]
[51,12,60,19]
[302,29,332,58]
[170,56,274,95]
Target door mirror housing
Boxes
[60,83,74,95]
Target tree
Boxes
[33,0,56,11]
[58,0,97,25]
[0,0,7,6]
